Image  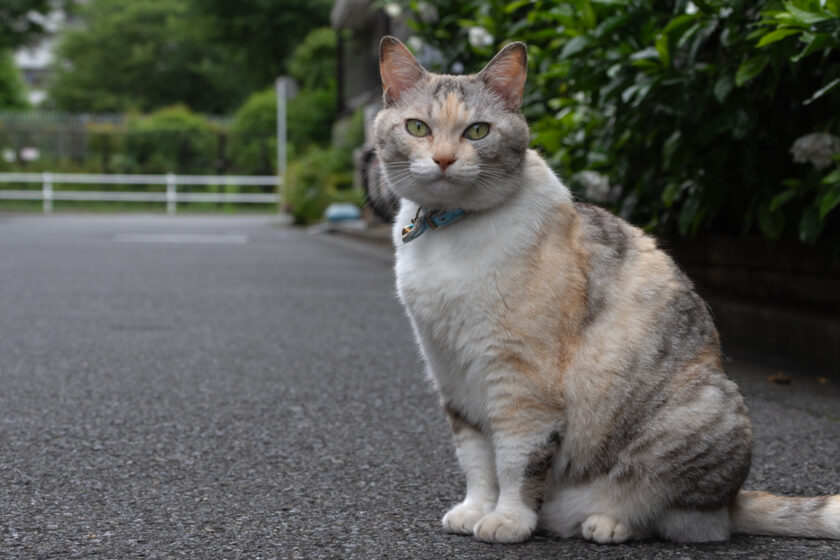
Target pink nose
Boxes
[434,156,456,172]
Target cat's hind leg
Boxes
[540,478,655,543]
[441,403,498,535]
[581,514,632,544]
[655,508,731,542]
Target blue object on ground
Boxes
[324,202,361,221]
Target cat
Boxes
[372,35,840,544]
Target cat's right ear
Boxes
[379,36,427,106]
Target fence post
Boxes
[166,173,176,215]
[42,171,53,214]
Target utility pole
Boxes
[275,77,287,212]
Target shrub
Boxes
[121,104,219,173]
[229,88,278,174]
[399,0,840,244]
[287,88,336,152]
[287,27,337,91]
[285,144,363,224]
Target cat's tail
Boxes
[730,490,840,539]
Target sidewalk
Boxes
[1,215,837,559]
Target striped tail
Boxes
[731,490,840,539]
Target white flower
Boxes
[574,170,612,203]
[790,132,840,170]
[450,61,465,74]
[417,2,438,23]
[468,26,494,48]
[685,2,699,14]
[384,3,402,18]
[407,36,424,52]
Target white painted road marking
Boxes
[113,233,249,244]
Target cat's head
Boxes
[373,36,530,211]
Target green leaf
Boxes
[664,14,699,35]
[756,28,801,47]
[713,74,733,103]
[504,0,531,14]
[819,185,840,219]
[580,1,597,29]
[655,33,670,67]
[823,167,840,185]
[799,204,825,244]
[783,2,835,25]
[803,77,840,106]
[662,182,682,207]
[621,83,642,103]
[662,131,681,170]
[676,22,702,49]
[678,193,705,236]
[791,32,832,61]
[629,46,660,61]
[560,35,591,58]
[735,55,770,87]
[769,189,797,212]
[757,200,786,240]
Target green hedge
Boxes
[120,105,220,174]
[400,0,840,244]
[285,144,363,224]
[229,88,278,175]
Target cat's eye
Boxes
[406,119,431,137]
[464,122,490,140]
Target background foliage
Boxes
[0,0,72,51]
[186,0,333,89]
[400,0,840,244]
[47,0,253,114]
[0,51,29,109]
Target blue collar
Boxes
[401,207,468,243]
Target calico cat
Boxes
[373,36,840,544]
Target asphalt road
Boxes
[1,214,838,560]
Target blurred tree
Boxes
[0,50,28,109]
[47,0,254,114]
[188,0,333,87]
[0,0,70,50]
[0,50,29,109]
[287,27,337,91]
[228,27,338,173]
[228,88,278,174]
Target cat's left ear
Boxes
[380,36,427,106]
[478,42,528,110]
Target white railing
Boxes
[0,172,282,214]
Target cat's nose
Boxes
[433,156,456,172]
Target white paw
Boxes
[473,510,535,543]
[581,514,632,544]
[442,503,486,535]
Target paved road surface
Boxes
[1,214,838,559]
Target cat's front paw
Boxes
[473,510,536,543]
[581,513,632,544]
[442,502,487,535]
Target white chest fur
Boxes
[391,152,571,426]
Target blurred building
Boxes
[13,8,72,107]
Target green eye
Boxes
[406,119,431,137]
[464,122,490,140]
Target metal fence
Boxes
[0,172,281,214]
